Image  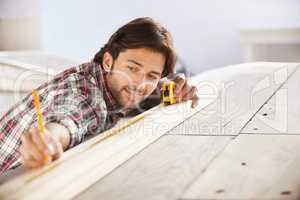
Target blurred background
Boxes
[1,0,300,71]
[0,0,299,114]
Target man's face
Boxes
[104,48,165,109]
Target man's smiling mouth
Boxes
[122,86,144,107]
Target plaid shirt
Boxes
[0,62,123,174]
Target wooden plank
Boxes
[1,62,298,199]
[0,98,215,200]
[170,62,299,136]
[74,135,233,200]
[181,134,300,200]
[241,62,300,134]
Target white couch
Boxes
[0,51,81,115]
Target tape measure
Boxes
[162,81,176,105]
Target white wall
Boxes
[0,0,40,18]
[0,0,41,50]
[1,0,300,73]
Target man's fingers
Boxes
[176,83,188,102]
[191,95,199,108]
[19,126,64,170]
[21,134,45,163]
[183,86,197,101]
[19,144,33,161]
[23,157,42,169]
[20,145,43,169]
[29,128,51,155]
[180,86,199,108]
[174,75,185,93]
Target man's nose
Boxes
[132,74,147,94]
[132,84,146,95]
[132,73,145,85]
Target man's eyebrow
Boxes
[128,59,162,76]
[150,71,161,76]
[127,59,143,67]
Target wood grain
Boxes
[241,63,300,135]
[0,98,215,200]
[1,62,299,200]
[181,134,300,200]
[74,135,233,200]
[170,63,299,136]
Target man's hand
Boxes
[20,123,70,169]
[172,74,199,108]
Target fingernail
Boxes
[192,102,198,108]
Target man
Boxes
[0,17,198,173]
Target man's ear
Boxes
[102,52,114,72]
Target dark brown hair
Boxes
[93,17,176,77]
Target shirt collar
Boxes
[89,61,123,115]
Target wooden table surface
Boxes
[1,62,300,200]
[74,62,300,200]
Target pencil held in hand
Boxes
[32,90,51,162]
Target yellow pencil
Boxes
[32,90,51,162]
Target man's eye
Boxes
[128,66,137,72]
[148,74,158,80]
